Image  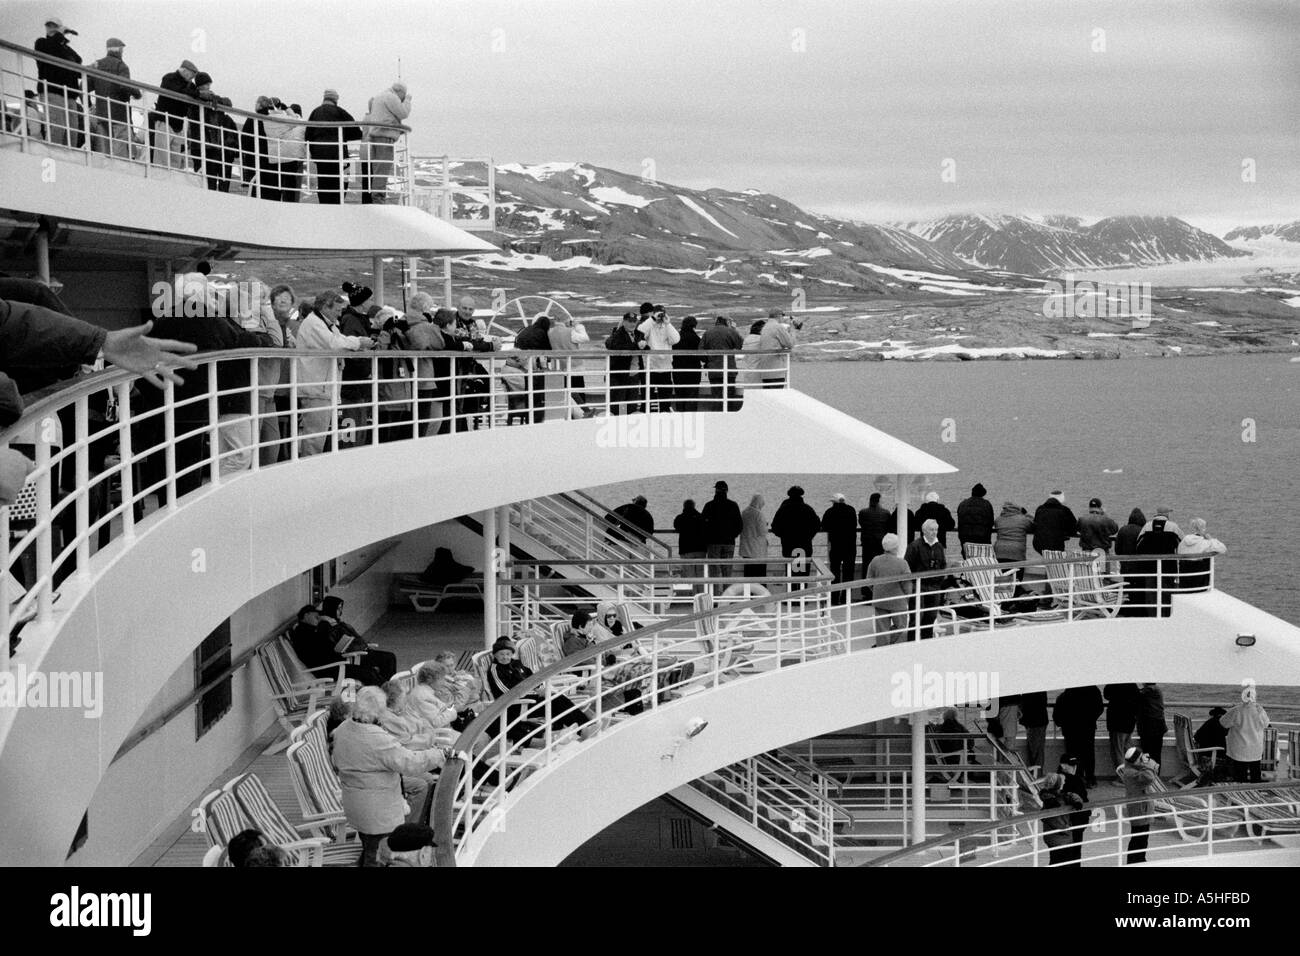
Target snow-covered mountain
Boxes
[1224,221,1300,243]
[896,214,1246,275]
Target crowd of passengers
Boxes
[15,19,409,202]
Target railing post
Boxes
[1206,793,1214,858]
[1066,557,1075,621]
[116,381,136,540]
[288,358,300,461]
[207,361,220,485]
[0,505,9,671]
[1155,558,1163,618]
[74,395,90,574]
[33,434,52,624]
[249,357,260,472]
[370,353,380,445]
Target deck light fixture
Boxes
[1235,633,1256,647]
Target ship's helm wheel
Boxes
[485,295,576,340]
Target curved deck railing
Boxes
[0,347,790,663]
[865,780,1300,867]
[431,551,1218,866]
[1,37,417,205]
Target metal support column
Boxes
[497,504,511,633]
[911,709,927,844]
[35,225,51,285]
[483,507,498,649]
[895,474,908,553]
[373,254,385,307]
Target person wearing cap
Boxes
[306,89,362,203]
[1031,489,1077,556]
[34,18,83,148]
[702,480,743,583]
[1077,497,1119,554]
[1139,505,1183,540]
[956,483,995,558]
[382,823,436,867]
[1053,685,1104,787]
[756,308,802,387]
[1193,705,1229,780]
[1056,753,1090,866]
[1036,772,1083,866]
[191,71,238,191]
[820,492,857,602]
[330,686,447,865]
[484,638,591,743]
[915,491,955,550]
[604,311,646,415]
[739,494,770,578]
[771,485,821,572]
[89,37,140,158]
[360,81,412,203]
[1175,517,1226,592]
[1220,685,1270,783]
[152,59,199,168]
[1134,515,1182,616]
[1116,746,1160,863]
[611,494,655,544]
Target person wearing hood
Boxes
[1176,517,1225,591]
[756,308,802,387]
[915,492,955,550]
[1114,508,1146,615]
[821,493,857,602]
[702,480,743,582]
[191,72,238,191]
[739,494,770,577]
[674,499,708,584]
[858,492,893,588]
[1077,497,1119,553]
[306,88,362,203]
[671,315,704,411]
[1139,505,1183,540]
[1032,489,1077,555]
[1134,515,1182,617]
[153,58,199,168]
[549,314,592,416]
[35,18,83,148]
[993,500,1034,567]
[955,483,994,557]
[737,319,765,389]
[361,81,411,203]
[1220,685,1270,783]
[770,485,820,568]
[89,38,140,158]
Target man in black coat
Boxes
[1053,685,1104,787]
[771,486,820,564]
[612,495,654,544]
[701,480,742,582]
[35,19,83,147]
[306,89,362,203]
[513,315,552,423]
[1135,683,1167,772]
[1104,683,1140,775]
[956,482,995,557]
[1057,754,1090,866]
[1134,516,1182,617]
[699,315,743,411]
[903,519,948,640]
[858,492,892,576]
[915,493,955,549]
[1032,490,1078,555]
[820,493,857,601]
[605,312,645,414]
[192,73,238,191]
[153,58,199,168]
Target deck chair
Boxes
[1262,726,1279,776]
[285,738,354,842]
[193,785,325,867]
[1172,712,1222,784]
[963,542,996,560]
[255,639,339,744]
[1225,787,1300,840]
[1149,776,1244,843]
[226,772,356,866]
[1067,549,1123,618]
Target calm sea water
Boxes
[589,353,1300,711]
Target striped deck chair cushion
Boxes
[229,773,355,866]
[963,542,996,560]
[198,788,255,848]
[287,740,345,819]
[1230,788,1300,831]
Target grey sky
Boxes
[4,0,1297,234]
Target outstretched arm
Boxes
[102,322,200,388]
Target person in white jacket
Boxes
[295,289,375,456]
[637,308,679,410]
[756,308,803,387]
[1176,517,1225,591]
[549,315,594,415]
[361,82,411,203]
[1220,685,1270,782]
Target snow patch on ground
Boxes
[590,185,660,208]
[497,162,597,187]
[678,195,739,238]
[458,251,705,276]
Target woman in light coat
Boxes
[739,494,769,577]
[361,82,412,203]
[331,687,446,865]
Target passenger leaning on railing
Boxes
[261,100,307,202]
[294,289,377,457]
[34,18,83,148]
[306,89,362,203]
[192,73,238,192]
[152,58,199,169]
[360,82,411,204]
[903,519,949,641]
[87,37,140,159]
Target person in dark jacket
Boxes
[1104,683,1140,776]
[153,59,198,168]
[240,96,277,197]
[1193,706,1229,780]
[890,505,918,542]
[485,638,590,743]
[904,519,948,640]
[605,312,645,414]
[1020,690,1049,771]
[1114,508,1146,615]
[1032,490,1077,555]
[673,499,707,582]
[770,486,820,564]
[333,282,378,442]
[820,493,857,602]
[35,19,83,147]
[701,480,743,581]
[611,495,654,543]
[699,315,743,410]
[192,73,238,191]
[670,315,704,412]
[306,89,362,203]
[858,492,892,580]
[915,492,955,549]
[955,483,995,556]
[132,308,275,499]
[1135,683,1167,771]
[513,315,552,423]
[1053,685,1104,787]
[1134,516,1181,617]
[1077,497,1119,553]
[89,38,140,158]
[1056,754,1090,866]
[289,604,393,686]
[993,501,1034,594]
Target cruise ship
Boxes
[2,29,1300,878]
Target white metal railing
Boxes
[867,781,1300,867]
[0,347,789,667]
[1,37,415,205]
[431,551,1221,866]
[685,751,852,865]
[411,155,496,231]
